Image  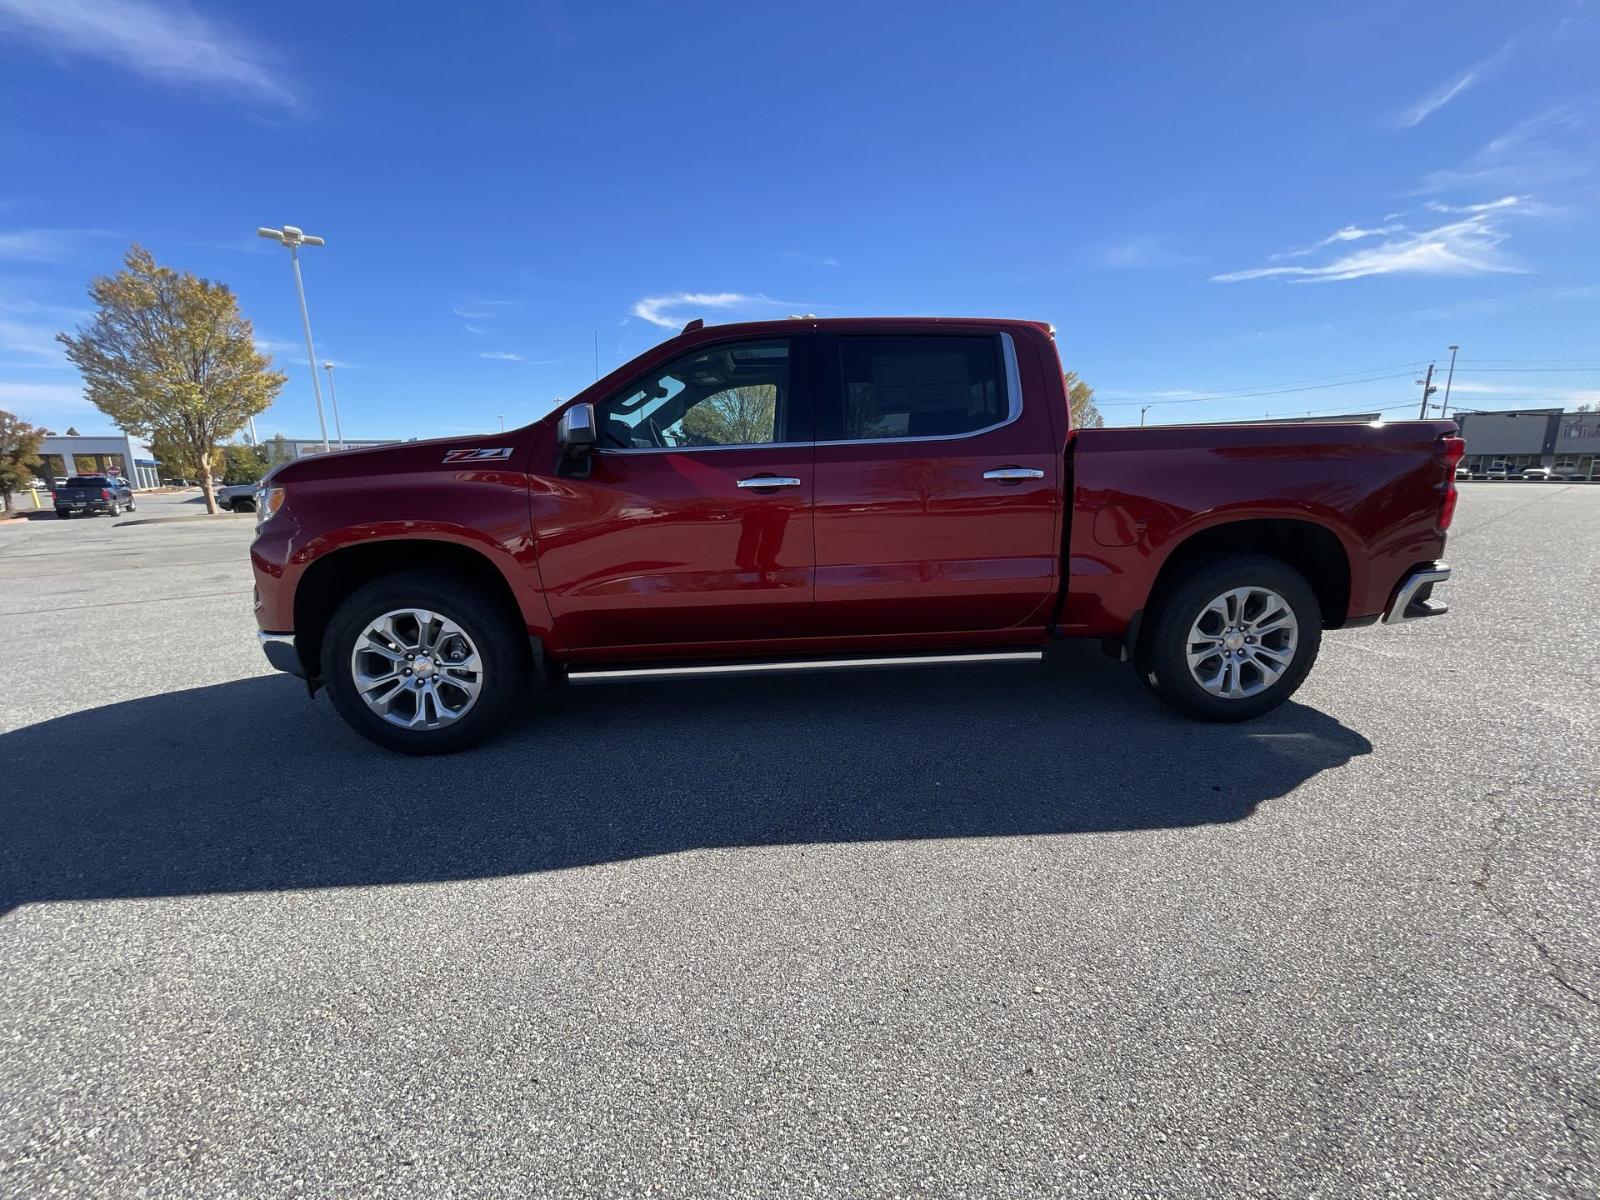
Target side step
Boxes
[566,649,1044,685]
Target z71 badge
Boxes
[442,447,514,463]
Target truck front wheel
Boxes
[322,570,528,754]
[1136,554,1322,722]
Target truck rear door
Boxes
[810,328,1060,635]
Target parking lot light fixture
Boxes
[258,224,331,452]
[322,361,346,450]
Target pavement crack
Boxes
[1472,799,1599,1013]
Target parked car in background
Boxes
[249,315,1463,754]
[1455,466,1471,481]
[1522,467,1555,482]
[1486,461,1515,480]
[53,475,134,518]
[216,481,260,512]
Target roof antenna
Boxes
[682,318,704,333]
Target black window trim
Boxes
[817,330,1023,448]
[595,333,815,456]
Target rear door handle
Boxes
[737,476,802,489]
[982,468,1045,481]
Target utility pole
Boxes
[1140,405,1150,426]
[498,414,505,432]
[1416,361,1437,419]
[1441,344,1460,418]
[258,225,331,451]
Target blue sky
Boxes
[2,1,1597,438]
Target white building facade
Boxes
[37,434,161,490]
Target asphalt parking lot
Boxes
[1,484,1596,1198]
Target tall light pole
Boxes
[1140,405,1150,426]
[1441,344,1460,418]
[257,225,331,452]
[321,361,346,450]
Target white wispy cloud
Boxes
[1413,105,1593,194]
[0,0,299,110]
[0,227,118,262]
[0,380,88,408]
[630,291,782,329]
[1268,224,1405,261]
[480,351,523,361]
[1098,236,1196,269]
[1213,197,1538,283]
[776,250,840,268]
[0,316,68,359]
[464,324,486,335]
[1393,36,1517,129]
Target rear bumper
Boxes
[1383,562,1450,623]
[258,631,306,677]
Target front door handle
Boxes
[982,468,1045,481]
[737,476,802,489]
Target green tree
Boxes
[681,386,777,445]
[221,442,270,485]
[64,425,81,436]
[57,245,285,514]
[1065,370,1104,430]
[0,409,46,513]
[149,433,222,483]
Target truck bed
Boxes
[1060,419,1457,637]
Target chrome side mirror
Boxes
[557,402,597,454]
[556,401,597,478]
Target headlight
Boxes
[256,486,286,524]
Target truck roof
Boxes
[663,316,1055,341]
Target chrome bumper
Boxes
[257,630,305,676]
[1384,563,1451,624]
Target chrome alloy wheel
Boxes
[350,608,483,729]
[1185,586,1299,700]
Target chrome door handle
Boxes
[737,476,802,489]
[983,468,1045,481]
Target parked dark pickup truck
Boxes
[250,317,1461,753]
[54,475,135,518]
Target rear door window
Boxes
[825,335,1009,442]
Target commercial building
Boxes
[1454,408,1600,478]
[36,434,161,490]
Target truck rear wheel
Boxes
[322,570,528,754]
[1136,554,1321,722]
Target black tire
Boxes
[107,500,120,517]
[234,499,255,513]
[126,497,136,511]
[1136,553,1322,722]
[217,499,233,512]
[322,569,528,754]
[56,509,71,520]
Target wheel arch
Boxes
[1138,516,1354,649]
[293,536,529,679]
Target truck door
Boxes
[533,335,817,652]
[810,329,1060,635]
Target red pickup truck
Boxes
[250,317,1461,753]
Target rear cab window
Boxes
[820,334,1013,442]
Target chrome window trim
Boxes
[594,331,1024,456]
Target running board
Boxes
[566,649,1044,685]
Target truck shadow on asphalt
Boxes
[0,644,1371,911]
